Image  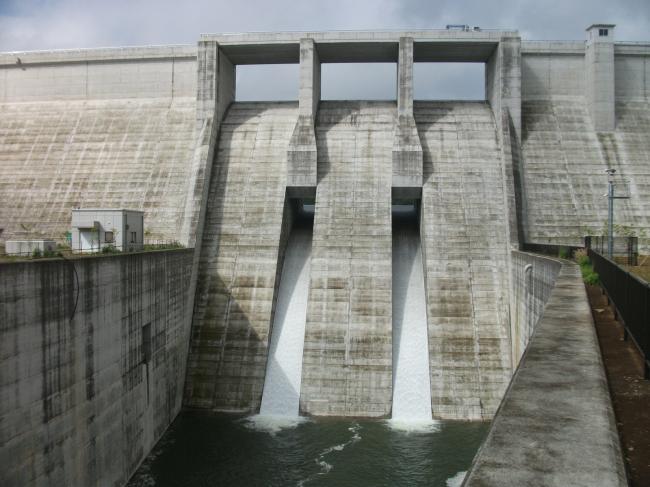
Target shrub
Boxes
[574,248,590,266]
[584,271,600,285]
[32,248,42,258]
[558,247,570,259]
[101,244,119,254]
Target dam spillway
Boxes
[183,99,511,419]
[391,205,432,421]
[259,215,313,417]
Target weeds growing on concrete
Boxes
[575,248,599,285]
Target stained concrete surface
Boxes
[0,250,193,487]
[465,261,627,486]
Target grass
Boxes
[574,248,600,285]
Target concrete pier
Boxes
[287,38,320,193]
[392,37,423,197]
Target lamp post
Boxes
[605,168,630,259]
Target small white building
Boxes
[71,209,144,253]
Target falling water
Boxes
[259,223,312,417]
[392,209,432,421]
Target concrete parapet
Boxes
[287,39,320,190]
[0,46,196,102]
[0,250,193,487]
[465,259,627,487]
[508,251,562,366]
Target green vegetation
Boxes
[31,247,60,259]
[101,244,120,254]
[574,248,599,285]
[557,247,570,259]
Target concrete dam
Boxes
[0,24,644,486]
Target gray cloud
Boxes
[1,0,648,100]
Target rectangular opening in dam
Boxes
[414,62,485,100]
[259,198,314,417]
[236,64,299,101]
[321,63,396,100]
[391,200,432,421]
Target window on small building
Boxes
[104,231,114,243]
[599,29,608,37]
[131,231,136,243]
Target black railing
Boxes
[585,235,638,266]
[589,248,650,379]
[1,241,184,259]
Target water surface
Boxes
[128,412,489,487]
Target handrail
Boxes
[589,248,650,379]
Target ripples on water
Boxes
[128,412,489,487]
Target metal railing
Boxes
[1,240,183,259]
[589,248,650,379]
[585,235,638,266]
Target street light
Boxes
[605,168,630,259]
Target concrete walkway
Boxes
[464,262,627,486]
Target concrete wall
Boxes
[0,47,198,245]
[509,250,562,366]
[0,250,193,487]
[519,41,650,248]
[465,259,627,487]
[184,102,298,411]
[416,101,512,420]
[0,46,196,102]
[615,47,650,100]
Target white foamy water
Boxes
[242,414,307,435]
[446,470,467,487]
[259,225,312,417]
[298,423,362,487]
[391,222,432,421]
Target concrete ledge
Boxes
[522,40,585,54]
[614,44,650,56]
[0,45,196,66]
[465,261,627,487]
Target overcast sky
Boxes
[1,0,649,100]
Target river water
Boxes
[128,413,489,487]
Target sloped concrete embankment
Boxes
[0,250,193,487]
[465,253,627,486]
[0,47,198,245]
